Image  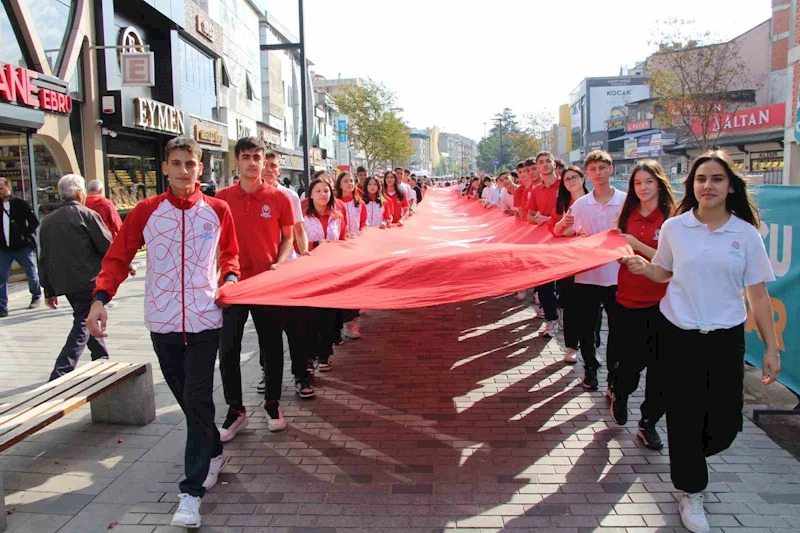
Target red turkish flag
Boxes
[218,188,631,309]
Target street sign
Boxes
[492,159,499,166]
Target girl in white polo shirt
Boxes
[623,150,780,533]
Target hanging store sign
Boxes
[692,103,786,136]
[196,14,216,42]
[258,124,281,146]
[195,125,224,146]
[625,119,651,133]
[134,97,185,135]
[0,63,73,115]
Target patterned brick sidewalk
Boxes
[1,277,799,532]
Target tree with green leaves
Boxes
[332,79,414,173]
[646,18,752,151]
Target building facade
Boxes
[438,132,477,176]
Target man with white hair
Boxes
[39,174,115,380]
[0,177,41,317]
[84,180,123,239]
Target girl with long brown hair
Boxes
[383,171,408,226]
[607,160,676,453]
[623,150,779,533]
[335,171,367,237]
[363,176,392,228]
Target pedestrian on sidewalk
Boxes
[216,138,296,440]
[87,137,240,530]
[607,160,676,452]
[84,180,123,239]
[0,177,42,316]
[623,150,780,533]
[568,150,626,393]
[38,174,115,380]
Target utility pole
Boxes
[260,0,311,189]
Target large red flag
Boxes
[218,188,631,309]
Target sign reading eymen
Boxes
[0,64,73,115]
[134,97,185,135]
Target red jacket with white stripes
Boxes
[93,185,240,335]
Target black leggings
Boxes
[660,315,744,493]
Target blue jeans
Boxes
[0,247,41,311]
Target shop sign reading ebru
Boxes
[0,63,73,114]
[134,97,184,135]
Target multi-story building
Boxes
[409,129,431,174]
[438,133,477,176]
[780,0,799,183]
[0,0,102,217]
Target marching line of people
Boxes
[4,132,782,533]
[459,148,781,533]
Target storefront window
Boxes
[107,155,158,213]
[0,133,61,216]
[29,0,76,72]
[0,3,28,67]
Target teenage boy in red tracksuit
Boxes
[86,137,240,530]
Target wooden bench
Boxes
[0,361,155,531]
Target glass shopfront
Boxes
[105,137,159,214]
[0,132,61,216]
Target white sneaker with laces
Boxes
[543,320,559,337]
[265,403,287,432]
[344,319,361,339]
[218,409,248,443]
[562,348,578,364]
[202,454,228,490]
[171,493,202,528]
[679,493,709,533]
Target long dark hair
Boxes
[555,166,588,215]
[383,171,404,201]
[618,160,676,232]
[335,171,362,207]
[305,178,340,218]
[678,150,760,227]
[363,176,386,206]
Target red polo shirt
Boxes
[516,185,534,219]
[616,209,668,309]
[217,183,295,280]
[385,190,409,223]
[526,178,561,217]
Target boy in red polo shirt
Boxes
[526,151,562,336]
[216,137,295,440]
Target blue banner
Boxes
[608,182,799,394]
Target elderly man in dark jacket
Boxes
[0,177,42,317]
[40,174,119,380]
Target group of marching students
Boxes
[458,149,781,533]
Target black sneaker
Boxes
[28,297,41,309]
[295,378,315,399]
[318,355,332,372]
[581,371,598,391]
[0,308,7,318]
[610,393,628,425]
[306,360,316,377]
[637,420,664,450]
[256,374,266,394]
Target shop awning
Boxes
[664,130,784,153]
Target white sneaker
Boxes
[218,408,248,443]
[514,290,527,301]
[265,402,287,432]
[171,493,201,528]
[679,493,709,533]
[535,308,546,319]
[344,319,361,339]
[202,454,228,490]
[543,320,559,337]
[562,348,578,365]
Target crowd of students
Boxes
[81,133,780,532]
[457,148,781,533]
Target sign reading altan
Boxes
[134,97,185,135]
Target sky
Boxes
[264,0,772,142]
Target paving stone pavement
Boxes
[1,275,799,533]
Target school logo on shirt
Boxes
[729,240,743,258]
[200,222,214,241]
[260,205,272,219]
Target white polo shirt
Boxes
[278,183,303,262]
[499,188,516,213]
[571,187,627,286]
[653,210,775,331]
